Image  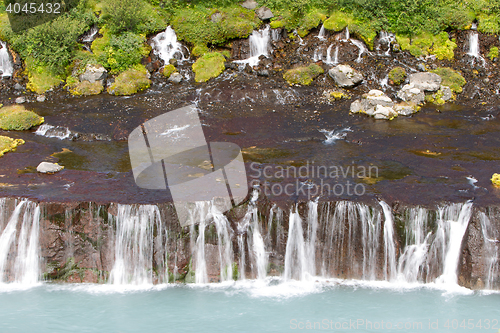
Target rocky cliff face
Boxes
[1,193,498,290]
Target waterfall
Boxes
[108,204,162,285]
[313,47,323,62]
[82,26,98,43]
[435,202,473,285]
[152,26,190,64]
[351,39,368,63]
[467,30,485,65]
[316,24,326,40]
[479,212,499,289]
[194,204,208,284]
[213,210,234,282]
[242,190,267,280]
[271,28,281,42]
[0,200,40,284]
[380,201,397,281]
[283,201,319,281]
[235,26,271,67]
[397,208,432,283]
[325,45,339,65]
[343,27,350,41]
[378,31,395,56]
[0,41,13,78]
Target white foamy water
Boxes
[467,30,485,65]
[319,127,352,144]
[152,26,189,64]
[82,26,99,43]
[479,212,499,289]
[0,41,13,77]
[316,24,326,40]
[35,124,73,140]
[235,26,271,67]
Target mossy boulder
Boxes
[323,11,350,32]
[296,9,326,37]
[108,65,151,96]
[270,20,284,29]
[430,68,466,93]
[0,136,24,157]
[69,81,104,96]
[162,64,177,78]
[192,52,225,83]
[492,173,500,187]
[388,67,406,85]
[283,64,324,85]
[396,32,456,60]
[0,105,44,130]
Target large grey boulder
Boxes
[241,0,258,9]
[393,102,419,116]
[350,90,395,118]
[256,6,274,20]
[397,83,425,105]
[409,72,442,92]
[79,64,107,83]
[329,64,363,88]
[37,162,64,174]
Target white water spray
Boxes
[152,26,190,64]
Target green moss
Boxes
[348,23,377,50]
[108,64,151,95]
[492,173,500,187]
[477,13,500,34]
[192,44,210,57]
[424,94,435,103]
[329,91,349,100]
[396,32,456,60]
[283,64,324,85]
[488,46,499,60]
[0,105,44,130]
[0,135,24,157]
[192,52,225,83]
[430,67,466,93]
[296,9,326,37]
[270,20,285,29]
[25,59,63,94]
[69,81,104,96]
[162,64,177,78]
[388,67,406,85]
[323,11,350,32]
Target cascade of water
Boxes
[316,24,326,40]
[467,30,485,65]
[35,124,73,140]
[82,26,99,43]
[351,39,368,63]
[325,44,339,65]
[397,208,432,283]
[377,31,395,56]
[0,200,40,284]
[0,41,13,78]
[235,26,271,67]
[152,26,190,64]
[479,212,499,289]
[194,204,208,284]
[333,45,339,65]
[380,201,397,281]
[358,203,382,280]
[213,206,234,282]
[108,204,162,285]
[271,29,281,42]
[312,47,323,62]
[435,202,473,285]
[343,27,350,41]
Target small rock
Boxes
[14,83,23,90]
[373,104,397,120]
[169,58,178,66]
[393,102,419,116]
[440,85,453,102]
[328,64,363,88]
[240,0,257,9]
[15,96,26,104]
[256,6,274,20]
[36,95,46,103]
[244,63,253,74]
[79,64,107,83]
[168,72,183,84]
[350,90,394,117]
[37,162,64,174]
[257,69,269,77]
[397,84,425,105]
[417,63,426,72]
[409,72,442,92]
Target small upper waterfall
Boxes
[324,44,339,65]
[351,39,368,63]
[108,204,163,285]
[0,41,13,78]
[0,200,40,284]
[377,31,395,56]
[467,28,485,65]
[316,24,326,40]
[235,26,271,67]
[152,26,190,64]
[82,26,99,43]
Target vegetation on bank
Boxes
[0,0,499,93]
[0,135,24,157]
[283,64,324,85]
[192,52,225,82]
[0,105,44,130]
[430,67,466,93]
